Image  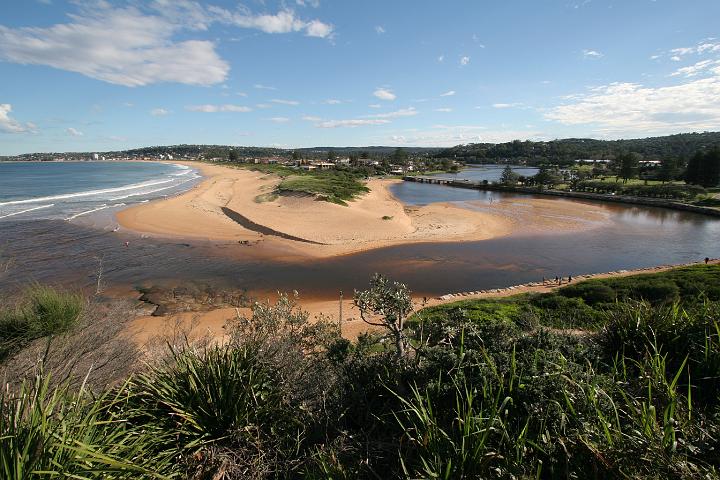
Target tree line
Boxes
[439,132,720,165]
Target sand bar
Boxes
[116,161,611,257]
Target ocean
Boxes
[0,161,200,222]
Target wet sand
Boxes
[126,259,719,346]
[116,162,610,257]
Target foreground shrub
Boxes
[0,285,83,361]
[0,374,167,479]
[124,345,307,478]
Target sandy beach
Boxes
[116,161,611,257]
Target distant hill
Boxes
[294,146,440,156]
[436,132,720,164]
[2,132,719,162]
[0,144,439,162]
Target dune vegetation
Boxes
[1,266,719,478]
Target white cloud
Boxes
[296,0,321,8]
[271,99,300,105]
[492,102,524,109]
[671,56,682,62]
[437,55,444,62]
[316,119,390,128]
[186,104,252,112]
[670,47,696,57]
[0,104,35,133]
[434,108,453,112]
[324,99,342,104]
[375,25,385,34]
[582,49,603,58]
[0,4,229,87]
[383,125,545,147]
[123,102,134,107]
[545,76,720,135]
[66,127,83,136]
[269,116,290,123]
[460,56,470,66]
[255,103,272,109]
[671,59,720,78]
[305,19,334,38]
[440,90,455,97]
[368,104,381,108]
[254,84,277,90]
[373,88,396,101]
[151,108,169,116]
[301,115,322,121]
[0,1,336,88]
[236,92,248,97]
[697,42,720,54]
[368,107,418,119]
[228,9,333,38]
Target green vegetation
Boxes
[2,266,720,478]
[277,172,369,205]
[419,265,720,330]
[573,180,706,200]
[439,131,720,165]
[225,163,370,205]
[0,285,83,361]
[686,148,720,187]
[253,192,279,203]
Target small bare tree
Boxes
[354,274,413,359]
[93,255,104,295]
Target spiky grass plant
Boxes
[0,373,169,479]
[0,285,84,361]
[123,344,307,478]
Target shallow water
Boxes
[432,164,539,183]
[1,200,718,299]
[1,163,718,299]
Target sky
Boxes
[1,0,720,155]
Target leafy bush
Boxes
[560,281,617,305]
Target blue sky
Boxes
[1,0,719,155]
